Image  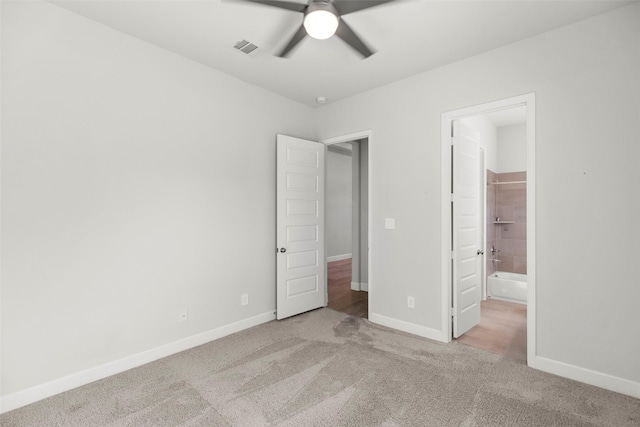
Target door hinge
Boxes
[451,307,456,317]
[450,193,455,202]
[451,251,456,260]
[451,137,457,146]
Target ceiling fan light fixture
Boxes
[303,4,339,40]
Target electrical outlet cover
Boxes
[407,296,415,308]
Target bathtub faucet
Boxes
[491,259,502,264]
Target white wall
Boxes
[315,3,640,387]
[497,124,527,172]
[326,149,352,259]
[1,1,313,400]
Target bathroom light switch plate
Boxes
[385,218,395,229]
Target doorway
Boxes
[441,94,536,367]
[325,139,369,318]
[455,108,528,360]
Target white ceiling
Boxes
[51,0,633,107]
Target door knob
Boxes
[477,249,484,255]
[280,248,287,253]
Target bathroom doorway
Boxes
[455,107,528,360]
[441,94,536,366]
[325,138,369,318]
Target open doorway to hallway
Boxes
[327,258,368,318]
[326,138,369,319]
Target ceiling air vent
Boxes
[233,39,259,56]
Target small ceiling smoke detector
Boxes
[233,39,259,56]
[316,96,327,104]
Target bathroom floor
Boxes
[455,298,527,361]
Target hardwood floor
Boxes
[327,259,368,319]
[455,298,527,360]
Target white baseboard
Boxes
[369,313,444,342]
[350,282,369,292]
[535,356,640,399]
[0,311,276,414]
[327,253,352,262]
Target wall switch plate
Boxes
[385,218,395,229]
[241,293,249,306]
[178,310,188,322]
[407,296,415,309]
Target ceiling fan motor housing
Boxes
[303,1,340,40]
[306,0,338,15]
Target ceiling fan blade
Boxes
[277,24,308,57]
[335,20,375,58]
[235,0,307,13]
[334,0,394,15]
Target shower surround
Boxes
[487,171,527,275]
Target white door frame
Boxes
[440,94,536,368]
[321,130,373,318]
[479,146,487,300]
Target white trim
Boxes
[0,311,275,414]
[350,282,369,292]
[524,98,537,367]
[440,94,537,364]
[535,357,640,399]
[321,130,373,319]
[327,253,352,262]
[322,130,370,146]
[440,113,452,343]
[350,142,361,287]
[370,313,444,342]
[479,147,487,300]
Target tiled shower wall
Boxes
[486,170,497,276]
[486,171,527,275]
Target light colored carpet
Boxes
[1,308,639,426]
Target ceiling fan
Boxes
[237,0,394,58]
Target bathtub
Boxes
[488,271,527,304]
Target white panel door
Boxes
[452,121,481,338]
[276,134,326,320]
